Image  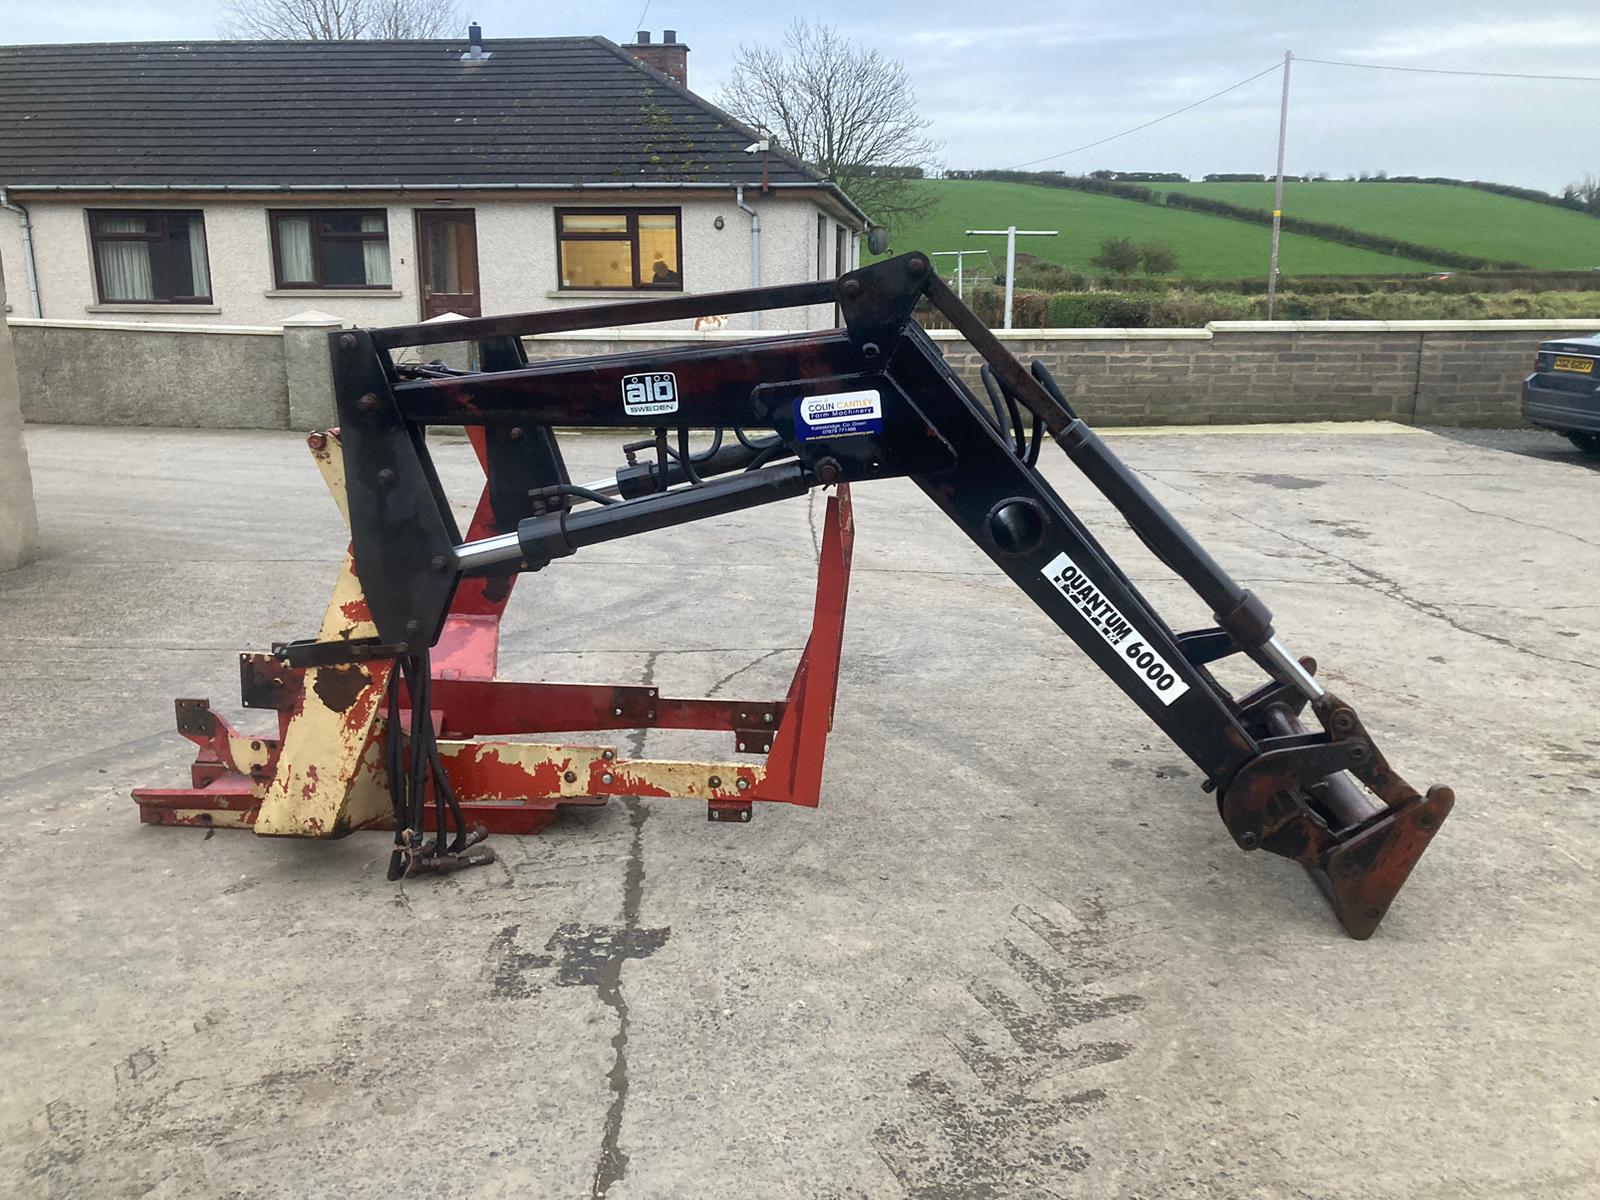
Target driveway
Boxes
[2,421,1596,1199]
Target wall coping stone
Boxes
[280,310,346,327]
[929,328,1215,341]
[7,316,282,336]
[1211,318,1600,333]
[516,326,1216,342]
[15,314,1599,344]
[525,319,1600,343]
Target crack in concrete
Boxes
[591,650,658,1200]
[1386,477,1600,552]
[1449,602,1600,613]
[706,646,788,697]
[1144,472,1600,674]
[0,729,175,792]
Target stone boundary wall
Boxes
[522,319,1599,428]
[9,313,341,430]
[11,317,1598,430]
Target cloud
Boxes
[1346,19,1600,61]
[3,0,1595,189]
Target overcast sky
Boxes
[4,0,1599,191]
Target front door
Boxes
[416,209,481,319]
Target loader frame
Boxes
[135,253,1453,938]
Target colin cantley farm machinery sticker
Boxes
[795,390,884,440]
[1041,552,1189,704]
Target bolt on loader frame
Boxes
[135,252,1453,937]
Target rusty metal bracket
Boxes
[1216,689,1455,937]
[1315,786,1454,939]
[1219,735,1368,855]
[273,636,412,669]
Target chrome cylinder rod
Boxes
[577,474,622,498]
[455,530,523,572]
[1259,635,1325,700]
[455,480,617,571]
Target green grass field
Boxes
[875,180,1437,277]
[1162,181,1600,270]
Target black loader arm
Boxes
[327,253,1453,936]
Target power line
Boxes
[1003,54,1600,175]
[1297,57,1600,84]
[1007,61,1283,170]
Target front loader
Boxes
[135,252,1453,938]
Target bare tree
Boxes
[364,0,460,39]
[221,0,460,39]
[719,20,941,229]
[1565,173,1600,215]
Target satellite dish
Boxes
[866,227,892,255]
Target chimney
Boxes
[624,29,688,87]
[461,22,489,62]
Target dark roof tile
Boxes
[0,36,832,194]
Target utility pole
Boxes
[966,227,1059,329]
[930,250,990,300]
[1266,50,1292,320]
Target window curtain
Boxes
[95,217,154,300]
[277,216,315,283]
[361,214,391,286]
[186,217,211,297]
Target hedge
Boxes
[943,169,1155,203]
[917,284,1600,329]
[919,288,1258,329]
[1351,175,1597,215]
[1157,191,1526,270]
[1212,270,1600,296]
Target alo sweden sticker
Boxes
[622,372,679,417]
[1040,551,1190,705]
[795,389,883,440]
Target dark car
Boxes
[1523,334,1600,455]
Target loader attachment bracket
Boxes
[1318,786,1455,939]
[1219,690,1455,938]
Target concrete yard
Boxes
[2,421,1597,1199]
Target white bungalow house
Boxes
[0,28,868,332]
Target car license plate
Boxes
[1552,355,1595,374]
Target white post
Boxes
[1003,226,1017,330]
[965,228,1058,330]
[1267,50,1292,320]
